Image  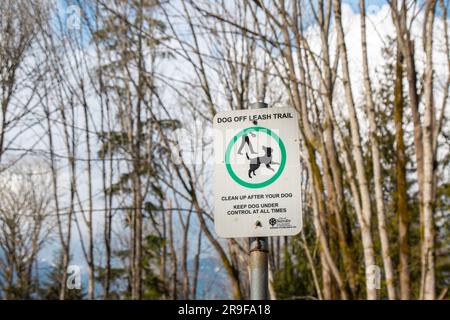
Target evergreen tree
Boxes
[38,251,84,300]
[93,0,175,299]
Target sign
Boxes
[213,107,302,238]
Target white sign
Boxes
[213,107,302,238]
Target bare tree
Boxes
[0,1,43,167]
[0,162,53,299]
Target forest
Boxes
[0,0,449,300]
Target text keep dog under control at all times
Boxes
[213,107,302,238]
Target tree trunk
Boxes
[394,47,411,300]
[359,0,396,299]
[420,0,437,300]
[332,0,377,299]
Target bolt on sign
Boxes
[213,107,302,238]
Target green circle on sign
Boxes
[225,127,286,189]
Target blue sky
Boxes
[343,0,389,11]
[343,0,449,14]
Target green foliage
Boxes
[436,182,450,294]
[95,235,166,299]
[141,235,166,299]
[38,251,84,300]
[272,233,317,300]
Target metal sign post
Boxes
[249,236,269,299]
[249,102,269,300]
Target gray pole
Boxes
[249,237,269,299]
[249,101,269,300]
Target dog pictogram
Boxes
[246,146,280,178]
